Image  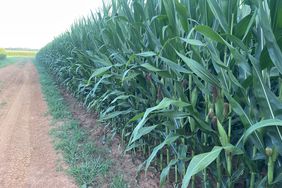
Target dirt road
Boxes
[0,62,76,188]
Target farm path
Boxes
[0,62,76,188]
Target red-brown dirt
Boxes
[61,87,172,188]
[0,62,76,188]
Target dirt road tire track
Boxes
[0,62,76,188]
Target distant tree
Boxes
[0,48,7,60]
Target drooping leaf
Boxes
[207,0,229,32]
[145,134,179,172]
[177,51,221,88]
[243,119,282,144]
[195,25,226,44]
[129,98,190,144]
[180,38,205,46]
[258,3,282,75]
[87,66,111,84]
[181,146,223,188]
[136,51,157,57]
[160,159,178,186]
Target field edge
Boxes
[34,60,128,188]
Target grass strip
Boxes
[35,61,127,188]
[0,57,35,68]
[0,57,21,68]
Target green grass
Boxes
[50,121,110,186]
[0,57,33,68]
[35,60,127,188]
[110,176,128,188]
[0,57,18,68]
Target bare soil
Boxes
[0,62,76,188]
[61,88,172,188]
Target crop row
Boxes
[36,0,282,187]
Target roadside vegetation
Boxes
[0,57,28,68]
[0,48,7,60]
[36,0,282,187]
[35,61,128,187]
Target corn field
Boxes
[36,0,282,187]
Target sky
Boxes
[0,0,107,49]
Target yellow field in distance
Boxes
[6,50,37,57]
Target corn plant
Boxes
[36,0,282,187]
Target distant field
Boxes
[6,50,37,57]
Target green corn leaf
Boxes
[101,109,132,121]
[160,159,178,186]
[224,92,264,149]
[85,74,111,104]
[131,125,158,144]
[193,115,215,133]
[217,120,228,146]
[140,63,162,72]
[195,25,239,57]
[175,1,189,32]
[182,146,223,188]
[272,172,282,184]
[258,3,282,75]
[207,0,229,33]
[180,38,205,46]
[210,52,229,69]
[223,144,244,155]
[128,112,145,123]
[162,0,177,35]
[234,11,256,41]
[176,51,221,88]
[195,25,226,44]
[224,93,252,127]
[243,119,282,144]
[249,55,282,142]
[130,98,190,144]
[110,95,133,104]
[136,51,156,57]
[145,134,179,171]
[121,67,140,83]
[244,11,257,41]
[88,66,111,81]
[160,56,190,74]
